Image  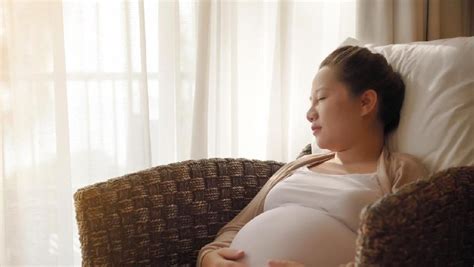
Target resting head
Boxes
[307,46,405,152]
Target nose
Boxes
[306,106,318,122]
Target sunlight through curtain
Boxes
[0,0,355,265]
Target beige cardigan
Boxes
[196,148,428,267]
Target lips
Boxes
[311,125,322,133]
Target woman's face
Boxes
[306,66,367,151]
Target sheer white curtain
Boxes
[0,0,355,265]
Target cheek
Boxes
[322,101,359,130]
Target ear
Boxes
[360,89,378,116]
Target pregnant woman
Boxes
[197,46,428,267]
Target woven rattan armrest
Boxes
[74,158,284,266]
[354,166,474,266]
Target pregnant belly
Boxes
[229,205,356,267]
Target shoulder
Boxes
[389,152,429,176]
[297,151,335,162]
[386,151,429,192]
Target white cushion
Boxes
[313,37,474,174]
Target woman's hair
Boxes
[319,45,405,135]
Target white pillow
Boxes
[313,37,474,174]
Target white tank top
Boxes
[230,165,383,267]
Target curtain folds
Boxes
[356,0,473,44]
[0,0,355,265]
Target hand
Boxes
[201,247,248,267]
[266,259,305,267]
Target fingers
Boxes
[217,248,245,260]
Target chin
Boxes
[316,138,338,152]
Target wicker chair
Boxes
[74,145,474,266]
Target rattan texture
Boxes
[355,166,474,267]
[75,151,474,267]
[74,158,284,266]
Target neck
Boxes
[333,131,384,166]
